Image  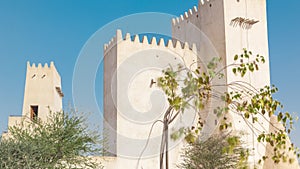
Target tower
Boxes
[2,62,63,139]
[172,0,271,168]
[22,61,63,121]
[103,30,198,168]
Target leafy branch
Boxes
[157,48,299,168]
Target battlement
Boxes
[172,6,198,26]
[26,61,61,87]
[104,35,117,54]
[27,61,56,69]
[199,0,210,5]
[172,0,216,27]
[26,61,60,79]
[104,29,198,55]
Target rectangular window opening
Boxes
[30,105,38,120]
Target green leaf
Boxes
[244,112,250,119]
[234,55,238,61]
[233,68,237,74]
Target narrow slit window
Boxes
[30,105,38,120]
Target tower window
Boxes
[30,105,38,120]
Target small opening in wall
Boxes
[196,14,199,18]
[237,0,240,2]
[55,87,64,97]
[209,4,212,7]
[178,26,180,29]
[30,105,38,121]
[31,74,36,78]
[41,74,46,78]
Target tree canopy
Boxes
[0,111,103,169]
[179,134,248,169]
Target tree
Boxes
[179,134,249,169]
[157,49,299,168]
[0,111,103,169]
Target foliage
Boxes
[157,48,299,166]
[179,134,249,169]
[0,111,103,169]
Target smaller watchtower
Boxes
[22,61,63,121]
[2,62,63,139]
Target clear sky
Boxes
[0,0,299,148]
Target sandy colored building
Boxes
[2,62,63,139]
[102,0,299,168]
[2,0,299,168]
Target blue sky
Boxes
[0,0,299,148]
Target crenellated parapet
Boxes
[199,0,210,5]
[172,6,198,27]
[27,61,55,70]
[26,61,60,80]
[172,0,214,27]
[104,35,117,54]
[104,29,198,57]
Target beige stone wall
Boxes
[172,0,274,168]
[172,1,227,139]
[223,1,271,167]
[263,115,300,169]
[104,32,118,156]
[103,29,198,168]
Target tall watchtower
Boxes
[22,61,63,121]
[172,0,270,168]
